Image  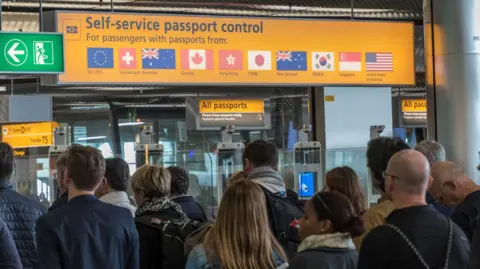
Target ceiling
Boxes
[2,0,422,19]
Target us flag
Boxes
[366,52,393,72]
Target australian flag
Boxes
[276,51,307,71]
[142,49,176,69]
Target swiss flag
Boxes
[248,51,272,70]
[119,48,137,69]
[218,50,243,70]
[181,49,214,70]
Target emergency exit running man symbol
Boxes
[33,41,54,65]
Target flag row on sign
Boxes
[86,48,393,72]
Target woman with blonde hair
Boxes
[186,180,288,269]
[132,164,189,269]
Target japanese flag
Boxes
[181,49,214,70]
[248,51,272,70]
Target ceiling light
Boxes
[77,136,107,141]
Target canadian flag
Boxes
[181,49,214,70]
[248,51,272,70]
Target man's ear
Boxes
[443,181,457,191]
[427,176,433,189]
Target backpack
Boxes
[262,187,304,259]
[385,218,453,269]
[135,216,203,269]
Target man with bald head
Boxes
[430,161,480,242]
[358,150,470,269]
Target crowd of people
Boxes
[0,137,479,268]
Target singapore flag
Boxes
[248,51,272,70]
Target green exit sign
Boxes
[0,32,64,74]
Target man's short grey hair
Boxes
[415,140,446,166]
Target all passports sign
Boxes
[0,32,64,74]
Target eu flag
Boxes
[142,49,176,69]
[276,51,307,71]
[87,48,114,69]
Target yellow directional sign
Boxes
[1,122,58,148]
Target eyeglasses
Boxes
[382,171,400,181]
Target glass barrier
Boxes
[11,149,52,211]
[9,144,378,212]
[162,149,216,217]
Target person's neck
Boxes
[68,187,95,201]
[393,195,427,210]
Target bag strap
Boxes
[385,218,453,269]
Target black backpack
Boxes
[262,187,304,259]
[135,216,203,269]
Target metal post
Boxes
[10,78,13,95]
[350,0,355,19]
[110,0,114,12]
[39,0,43,32]
[0,0,3,31]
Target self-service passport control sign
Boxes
[0,32,64,74]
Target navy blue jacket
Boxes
[426,192,454,217]
[36,195,139,269]
[171,196,208,222]
[0,217,22,269]
[0,181,45,269]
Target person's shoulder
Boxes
[362,201,395,230]
[98,201,134,220]
[361,224,397,247]
[1,190,46,213]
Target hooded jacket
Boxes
[248,166,286,195]
[100,191,136,217]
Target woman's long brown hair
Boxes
[203,180,287,269]
[326,166,367,215]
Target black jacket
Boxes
[0,217,22,269]
[36,195,139,269]
[135,208,183,269]
[289,247,358,269]
[358,205,470,269]
[171,196,208,222]
[48,191,68,212]
[0,181,45,269]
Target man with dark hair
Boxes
[36,145,139,269]
[0,142,45,269]
[95,158,136,216]
[168,166,208,222]
[244,140,303,258]
[244,140,283,193]
[355,137,410,249]
[48,152,69,212]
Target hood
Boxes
[248,166,286,195]
[100,191,136,216]
[298,233,356,253]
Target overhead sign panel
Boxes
[198,99,265,128]
[51,11,415,85]
[1,122,59,148]
[0,32,64,74]
[401,99,427,126]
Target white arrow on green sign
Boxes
[0,32,64,74]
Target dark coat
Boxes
[0,217,22,269]
[135,208,183,269]
[171,196,208,222]
[48,191,68,212]
[0,181,45,269]
[288,247,358,269]
[426,192,454,217]
[36,195,139,269]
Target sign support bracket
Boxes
[0,0,3,31]
[39,0,43,32]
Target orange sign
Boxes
[1,122,58,148]
[199,99,264,113]
[402,99,427,113]
[53,11,415,85]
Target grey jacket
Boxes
[288,247,358,269]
